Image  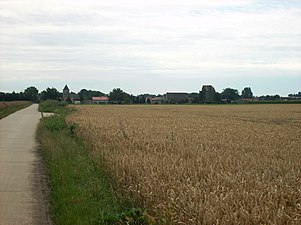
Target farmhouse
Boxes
[92,96,109,104]
[164,92,189,104]
[145,96,165,104]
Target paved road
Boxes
[0,104,51,225]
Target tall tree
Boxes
[221,88,240,102]
[40,87,60,100]
[109,88,129,104]
[24,86,39,102]
[241,87,253,99]
[288,91,301,97]
[215,92,221,102]
[188,92,199,103]
[78,89,105,101]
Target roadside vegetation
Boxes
[38,100,147,225]
[68,104,301,224]
[0,101,32,119]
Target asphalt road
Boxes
[0,104,51,225]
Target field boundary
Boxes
[38,100,148,225]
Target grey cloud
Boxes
[1,0,301,95]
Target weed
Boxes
[44,115,66,131]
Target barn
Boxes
[164,92,189,104]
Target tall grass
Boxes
[38,100,68,114]
[67,104,301,224]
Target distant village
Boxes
[60,84,301,105]
[1,84,300,104]
[62,84,221,104]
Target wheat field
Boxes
[67,104,301,224]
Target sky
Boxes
[0,0,300,96]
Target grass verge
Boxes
[0,101,32,119]
[38,100,147,225]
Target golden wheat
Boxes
[67,104,301,224]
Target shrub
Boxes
[39,100,67,113]
[44,115,66,131]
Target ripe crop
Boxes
[67,104,301,224]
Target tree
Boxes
[221,88,240,102]
[199,90,204,102]
[215,92,221,102]
[109,88,129,104]
[188,92,200,103]
[129,94,139,104]
[241,87,253,99]
[259,94,281,100]
[0,91,20,101]
[24,86,39,102]
[78,89,105,101]
[288,91,301,97]
[11,91,19,100]
[40,87,60,100]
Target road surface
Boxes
[0,104,51,225]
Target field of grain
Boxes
[0,101,31,110]
[67,104,301,224]
[0,101,32,119]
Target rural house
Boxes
[92,96,109,104]
[145,96,165,104]
[164,92,189,104]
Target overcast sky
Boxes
[0,0,300,96]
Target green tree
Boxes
[24,86,39,102]
[221,88,240,102]
[215,92,221,102]
[109,88,129,104]
[40,87,60,101]
[241,87,253,99]
[199,90,204,102]
[78,89,105,101]
[188,92,200,103]
[288,91,301,97]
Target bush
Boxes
[44,115,66,131]
[39,100,67,113]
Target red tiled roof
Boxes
[92,96,109,101]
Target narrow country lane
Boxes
[0,104,51,225]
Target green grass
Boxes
[39,100,69,114]
[38,101,147,225]
[0,101,32,119]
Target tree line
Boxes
[1,86,300,103]
[0,86,39,102]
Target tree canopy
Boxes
[241,87,253,99]
[0,86,39,101]
[288,92,301,97]
[78,89,105,101]
[40,87,60,101]
[109,88,130,104]
[24,86,39,102]
[221,88,240,102]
